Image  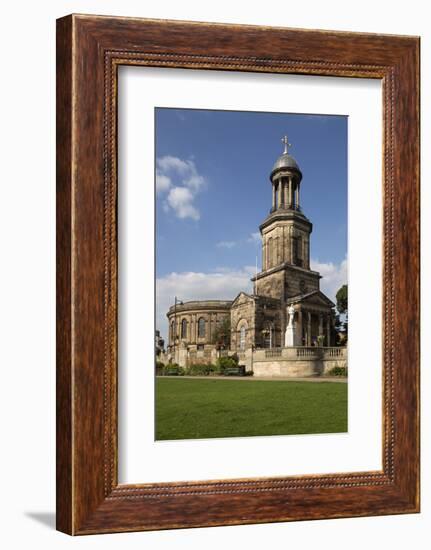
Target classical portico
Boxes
[285,291,334,347]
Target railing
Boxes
[296,347,321,358]
[265,348,282,358]
[325,348,344,357]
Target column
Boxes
[297,309,303,346]
[194,314,198,343]
[319,314,324,336]
[277,180,282,209]
[297,182,300,209]
[288,177,293,207]
[326,315,331,346]
[307,312,312,346]
[272,184,276,210]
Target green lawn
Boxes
[155,378,347,440]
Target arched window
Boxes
[240,326,246,350]
[198,317,206,338]
[181,318,187,339]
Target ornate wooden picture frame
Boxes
[56,14,420,534]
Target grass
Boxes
[155,378,347,440]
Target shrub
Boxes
[185,363,216,376]
[328,366,347,377]
[155,361,165,376]
[156,363,186,376]
[216,356,238,374]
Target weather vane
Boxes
[281,135,291,154]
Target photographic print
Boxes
[155,107,348,441]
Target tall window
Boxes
[181,318,187,339]
[267,237,273,268]
[292,236,302,267]
[240,326,246,350]
[198,317,205,338]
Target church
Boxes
[164,137,341,374]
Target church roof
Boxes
[271,152,300,173]
[270,136,302,179]
[286,290,335,308]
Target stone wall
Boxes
[166,300,231,348]
[252,347,347,378]
[230,293,255,351]
[254,269,284,300]
[254,263,320,302]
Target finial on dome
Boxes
[281,135,291,154]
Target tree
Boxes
[212,317,231,348]
[335,284,348,343]
[336,284,348,315]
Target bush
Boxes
[155,363,186,376]
[155,361,165,375]
[216,356,238,374]
[328,366,347,377]
[185,363,216,376]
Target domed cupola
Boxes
[269,136,303,212]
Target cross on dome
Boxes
[281,135,291,154]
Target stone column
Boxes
[326,315,331,346]
[297,309,303,346]
[272,184,276,209]
[297,182,300,209]
[277,180,282,208]
[319,314,324,336]
[194,314,198,343]
[307,312,312,346]
[288,176,292,207]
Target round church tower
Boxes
[270,135,303,212]
[260,136,312,272]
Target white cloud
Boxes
[248,232,261,244]
[215,232,261,250]
[216,240,237,249]
[156,266,255,340]
[156,155,207,220]
[167,187,200,221]
[310,256,348,304]
[155,172,171,194]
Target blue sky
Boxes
[155,108,347,339]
